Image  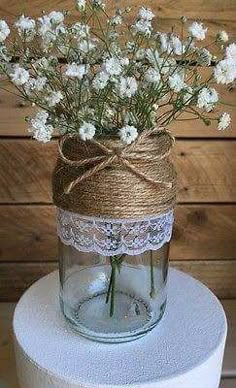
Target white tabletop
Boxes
[13,269,227,388]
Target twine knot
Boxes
[58,127,175,195]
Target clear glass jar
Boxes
[59,240,169,343]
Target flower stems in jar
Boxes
[106,254,125,317]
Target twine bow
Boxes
[58,127,175,195]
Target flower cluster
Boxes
[0,1,235,144]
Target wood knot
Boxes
[188,209,207,226]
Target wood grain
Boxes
[221,380,236,388]
[0,205,235,262]
[222,300,236,377]
[0,1,235,21]
[1,260,236,301]
[0,139,235,203]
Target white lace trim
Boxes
[57,208,174,256]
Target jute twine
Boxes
[52,127,177,219]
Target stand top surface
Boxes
[13,269,227,387]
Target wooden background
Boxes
[0,0,236,301]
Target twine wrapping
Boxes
[52,128,177,219]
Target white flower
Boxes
[92,71,109,90]
[48,11,64,24]
[75,0,86,11]
[91,0,105,9]
[25,76,47,93]
[119,125,138,145]
[65,63,88,79]
[120,57,129,66]
[146,49,159,65]
[197,87,218,112]
[78,39,96,53]
[158,33,169,53]
[135,48,146,60]
[226,43,236,61]
[171,36,184,55]
[10,65,30,86]
[0,20,10,42]
[71,22,90,38]
[133,19,152,36]
[218,112,231,130]
[138,7,155,21]
[214,58,236,84]
[29,110,53,143]
[15,15,35,33]
[118,77,138,98]
[217,31,229,43]
[45,91,63,107]
[79,122,96,141]
[168,72,185,92]
[104,57,122,76]
[188,22,207,40]
[109,15,122,26]
[145,68,160,83]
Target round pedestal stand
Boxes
[13,269,227,388]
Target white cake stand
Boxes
[13,269,227,388]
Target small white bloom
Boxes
[91,0,105,9]
[218,112,231,130]
[214,58,236,84]
[171,35,184,55]
[138,7,155,21]
[29,110,53,143]
[135,48,146,60]
[158,33,169,53]
[120,57,129,66]
[146,48,159,65]
[71,22,90,38]
[45,91,63,107]
[109,15,122,26]
[119,125,138,145]
[145,68,160,83]
[15,15,35,33]
[118,77,138,98]
[168,72,185,92]
[188,21,207,40]
[75,0,86,11]
[92,71,109,90]
[79,122,96,141]
[10,65,30,86]
[104,57,122,76]
[78,39,96,53]
[133,19,152,36]
[217,30,229,43]
[226,43,236,61]
[65,63,88,79]
[197,87,218,112]
[48,11,64,24]
[25,76,47,93]
[0,20,10,42]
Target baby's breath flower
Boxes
[170,35,184,55]
[137,7,155,21]
[79,122,96,141]
[214,58,236,84]
[145,68,160,83]
[132,19,152,37]
[65,63,88,79]
[118,77,138,98]
[48,11,64,25]
[109,15,122,26]
[10,65,30,86]
[92,71,109,90]
[218,112,231,130]
[104,57,122,76]
[70,22,90,38]
[0,20,10,42]
[217,31,229,43]
[146,48,159,65]
[226,43,236,61]
[91,0,105,10]
[120,57,129,66]
[29,110,53,143]
[25,76,47,93]
[14,15,35,35]
[197,87,218,112]
[75,0,86,11]
[78,39,96,53]
[45,91,63,107]
[168,72,185,92]
[119,125,138,145]
[188,21,207,41]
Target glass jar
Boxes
[59,240,169,343]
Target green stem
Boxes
[150,253,155,298]
[110,261,116,317]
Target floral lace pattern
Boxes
[57,208,174,256]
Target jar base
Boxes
[62,291,166,343]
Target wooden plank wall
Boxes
[0,0,236,301]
